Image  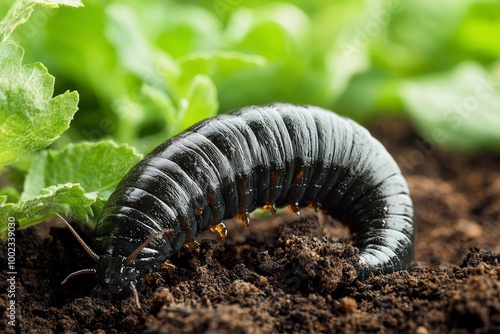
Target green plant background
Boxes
[1,0,499,236]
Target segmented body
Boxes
[94,103,415,281]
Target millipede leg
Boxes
[184,239,201,251]
[210,222,228,240]
[161,261,176,271]
[288,203,301,216]
[236,213,250,228]
[263,204,277,214]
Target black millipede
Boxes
[60,103,415,308]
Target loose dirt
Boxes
[1,118,499,333]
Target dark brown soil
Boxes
[1,118,500,333]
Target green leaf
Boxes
[0,140,143,237]
[0,186,20,203]
[0,0,83,43]
[141,84,177,126]
[0,40,79,166]
[401,62,500,151]
[173,51,267,97]
[454,2,500,59]
[105,4,156,83]
[23,2,128,106]
[370,0,472,74]
[0,183,96,237]
[22,140,143,200]
[141,74,218,138]
[162,51,267,112]
[178,75,218,132]
[174,51,267,94]
[132,1,222,59]
[226,2,311,59]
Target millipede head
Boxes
[57,214,146,308]
[95,254,141,296]
[57,214,171,308]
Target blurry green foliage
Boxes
[5,0,497,149]
[401,62,500,151]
